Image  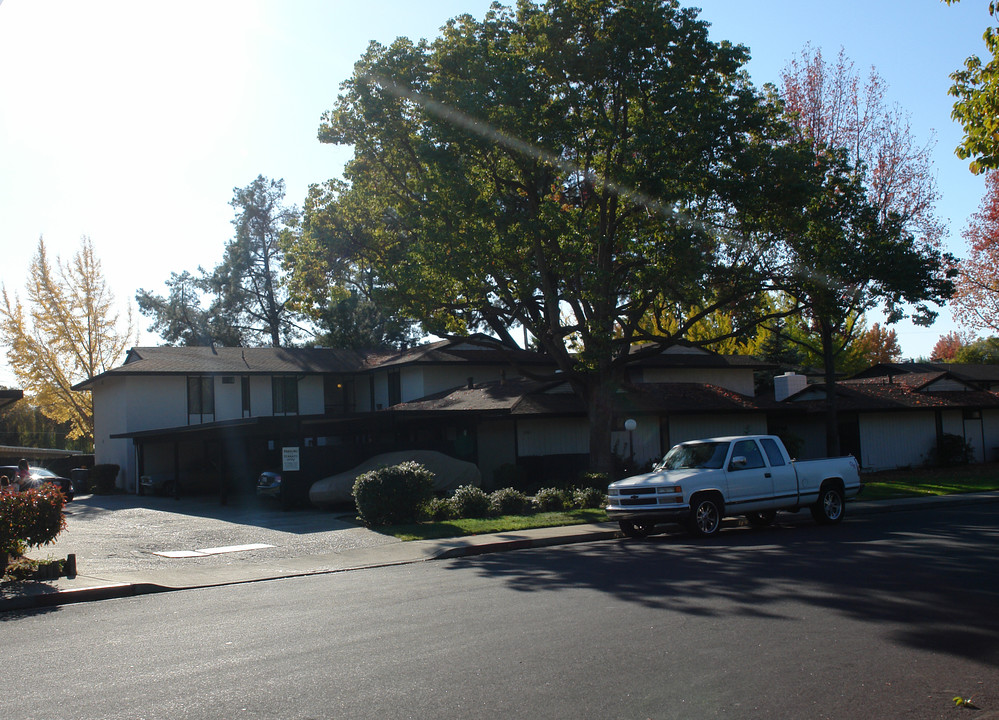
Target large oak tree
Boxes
[301,0,812,472]
[299,0,950,469]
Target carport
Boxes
[111,414,391,505]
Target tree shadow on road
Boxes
[448,508,999,666]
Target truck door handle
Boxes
[765,472,772,478]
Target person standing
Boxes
[15,459,31,491]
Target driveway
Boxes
[25,492,401,581]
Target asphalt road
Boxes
[3,505,999,720]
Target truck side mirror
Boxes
[730,455,747,470]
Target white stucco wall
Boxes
[214,377,242,419]
[298,376,324,415]
[399,367,424,404]
[90,376,132,488]
[639,368,756,396]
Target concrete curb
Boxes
[5,492,999,612]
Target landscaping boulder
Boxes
[309,450,481,507]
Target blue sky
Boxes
[0,0,992,386]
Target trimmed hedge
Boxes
[533,487,570,512]
[353,462,435,527]
[449,485,490,518]
[488,487,531,515]
[1,485,67,560]
[573,486,607,509]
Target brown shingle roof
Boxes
[389,379,766,417]
[789,376,999,411]
[77,346,368,387]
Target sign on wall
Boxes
[282,446,300,472]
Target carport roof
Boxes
[0,388,22,412]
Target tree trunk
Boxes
[820,320,841,456]
[579,371,618,476]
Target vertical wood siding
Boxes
[858,413,938,471]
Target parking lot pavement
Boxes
[2,492,622,611]
[21,492,403,582]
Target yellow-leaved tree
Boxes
[0,237,134,444]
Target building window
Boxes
[272,376,299,414]
[388,370,401,407]
[187,376,215,416]
[241,376,251,415]
[324,376,353,415]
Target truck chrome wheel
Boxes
[687,496,722,537]
[811,485,844,525]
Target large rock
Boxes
[309,450,481,506]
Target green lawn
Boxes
[860,463,999,501]
[379,508,608,541]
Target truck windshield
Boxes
[657,442,728,470]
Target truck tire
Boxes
[687,494,723,537]
[619,520,654,538]
[811,483,845,525]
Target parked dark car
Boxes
[0,465,74,502]
[256,471,282,499]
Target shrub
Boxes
[572,486,607,509]
[91,464,120,495]
[352,462,435,527]
[488,487,531,516]
[1,485,67,563]
[931,433,974,467]
[422,496,455,522]
[577,471,610,490]
[533,487,569,512]
[450,484,491,518]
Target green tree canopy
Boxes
[954,335,999,363]
[302,0,808,470]
[944,1,999,173]
[138,176,305,347]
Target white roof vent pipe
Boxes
[774,372,808,402]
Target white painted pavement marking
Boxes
[153,543,275,558]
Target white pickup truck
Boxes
[606,435,862,538]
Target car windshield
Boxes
[30,468,57,478]
[657,442,729,470]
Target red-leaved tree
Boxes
[780,46,945,250]
[932,331,966,361]
[859,323,902,365]
[778,46,953,454]
[953,170,999,334]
